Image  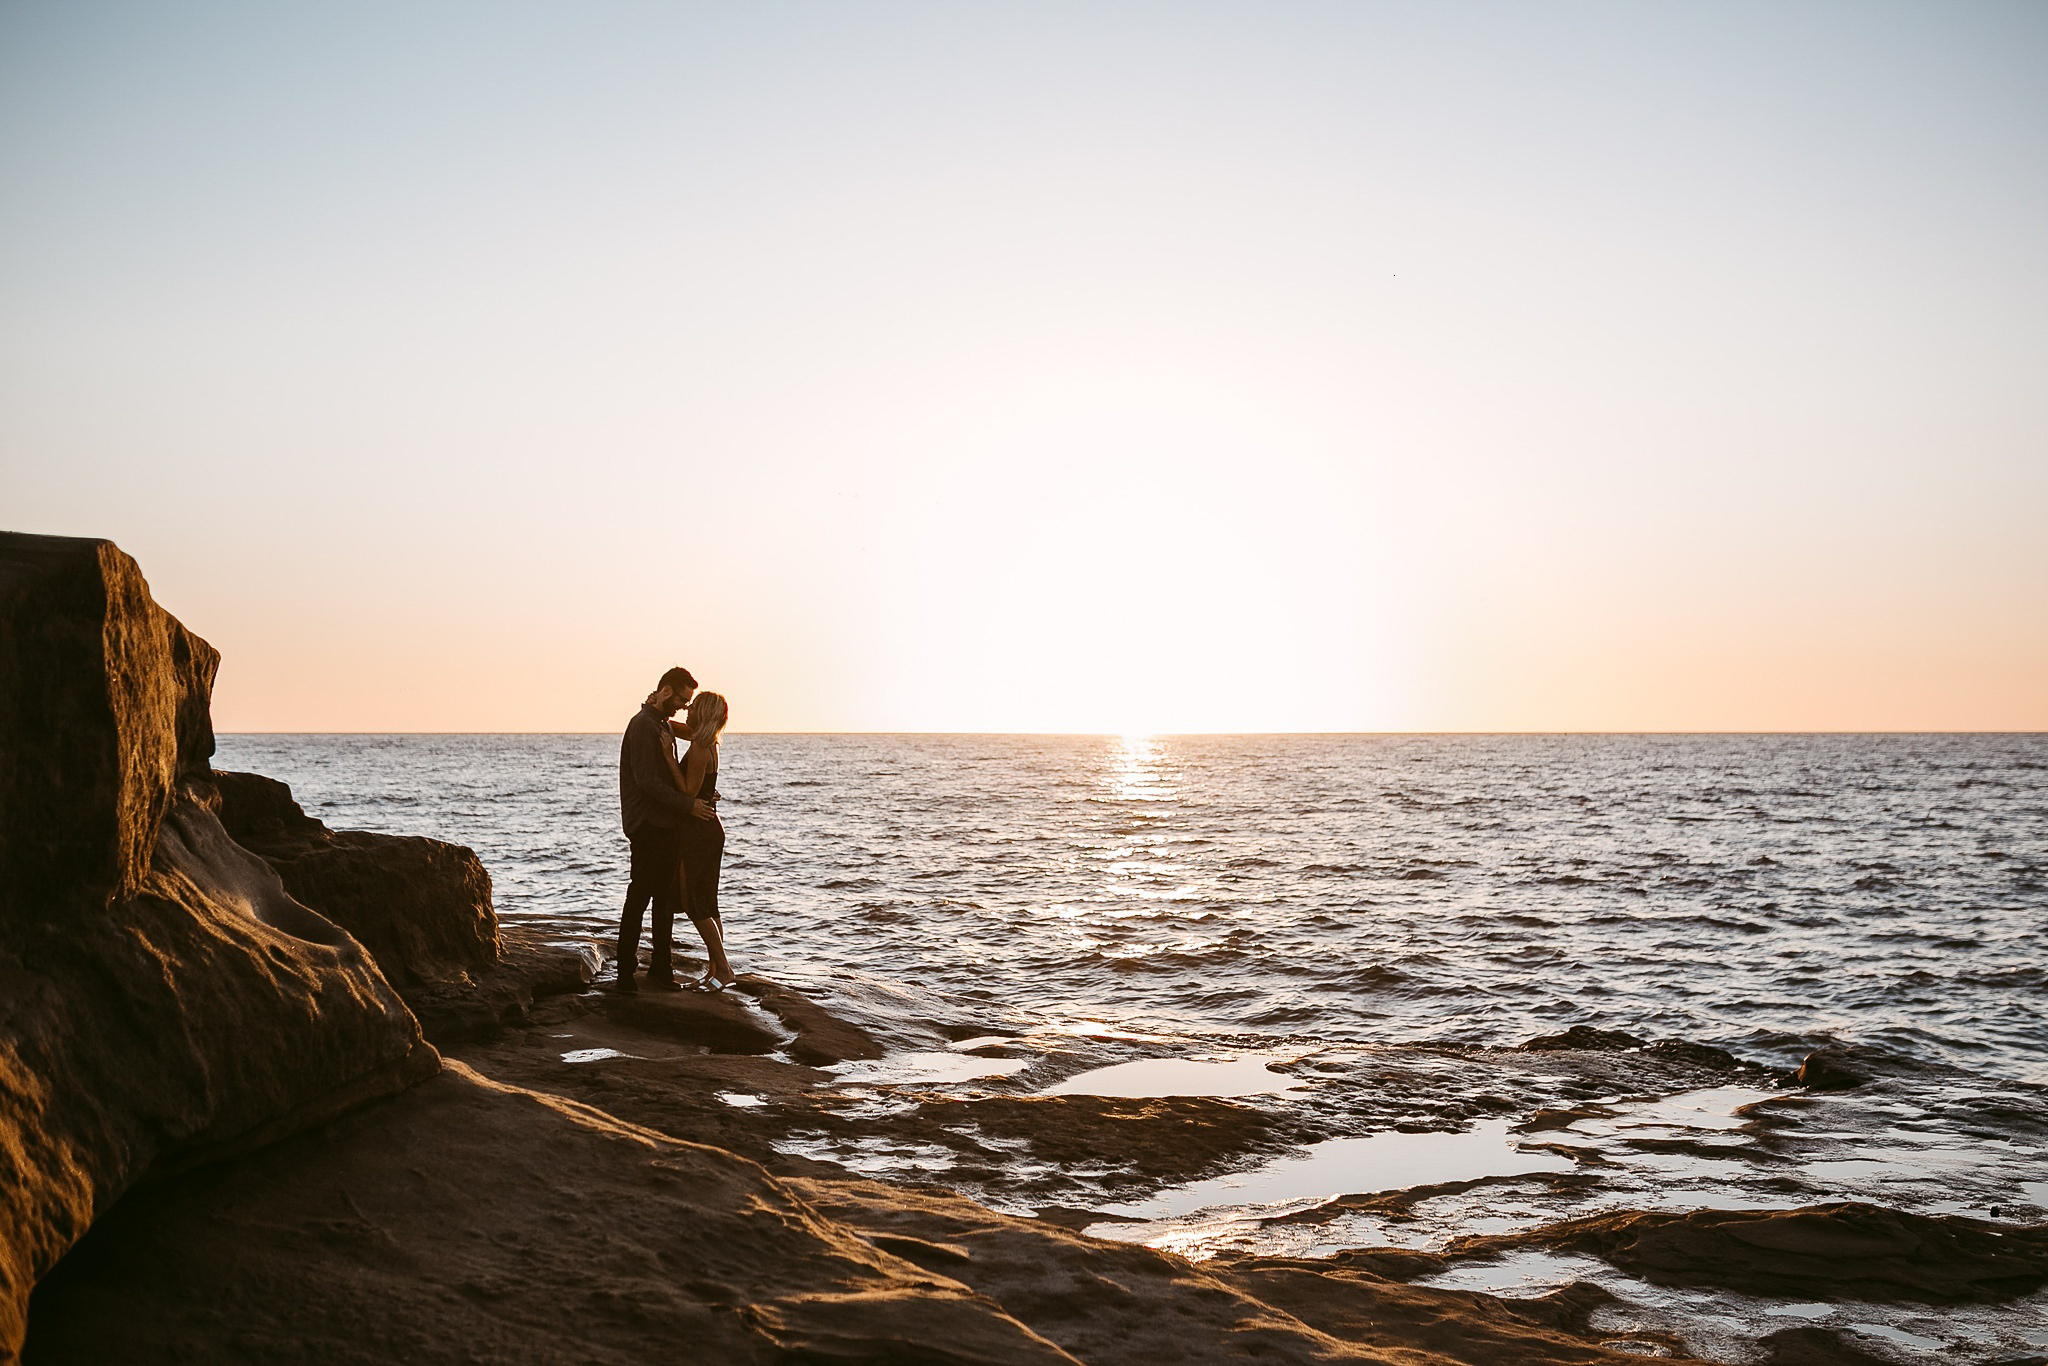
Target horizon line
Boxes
[214,728,2048,738]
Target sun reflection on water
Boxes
[1082,735,1218,968]
[1108,734,1177,803]
[1034,737,1224,964]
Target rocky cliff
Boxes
[0,533,438,1361]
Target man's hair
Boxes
[658,665,697,695]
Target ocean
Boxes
[214,731,2048,1356]
[215,731,2045,1084]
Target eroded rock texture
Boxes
[30,1060,1698,1366]
[0,533,437,1362]
[210,768,498,988]
[792,1176,1660,1365]
[27,1064,1079,1366]
[207,767,601,1046]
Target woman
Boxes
[675,690,735,990]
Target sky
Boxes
[2,0,2044,733]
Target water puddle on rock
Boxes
[1084,1079,2048,1361]
[1043,1056,1307,1099]
[829,1051,1031,1087]
[775,1133,962,1179]
[1421,1253,2048,1365]
[1420,1248,1609,1296]
[1566,1084,1769,1134]
[1091,1085,1795,1259]
[1088,1118,1576,1253]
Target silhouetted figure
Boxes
[615,666,700,991]
[678,691,736,990]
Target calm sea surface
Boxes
[215,733,2046,1084]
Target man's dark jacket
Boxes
[620,704,691,835]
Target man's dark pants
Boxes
[618,821,685,984]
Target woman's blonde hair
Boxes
[685,690,728,744]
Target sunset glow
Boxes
[3,2,2042,732]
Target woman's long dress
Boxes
[681,743,723,925]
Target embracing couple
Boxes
[615,665,735,993]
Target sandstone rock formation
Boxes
[0,533,437,1362]
[209,768,498,988]
[28,1061,1693,1365]
[791,1176,1671,1364]
[738,973,886,1065]
[600,978,788,1054]
[27,1064,1082,1366]
[209,767,601,1045]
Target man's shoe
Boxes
[646,975,683,992]
[613,973,638,993]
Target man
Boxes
[616,665,712,991]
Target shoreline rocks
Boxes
[208,768,498,988]
[27,1056,1702,1366]
[0,533,437,1361]
[791,1176,1688,1365]
[33,964,2048,1364]
[11,530,2044,1365]
[737,974,887,1065]
[1443,1202,2048,1305]
[27,1063,1078,1366]
[206,768,598,1046]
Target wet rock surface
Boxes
[27,1055,1705,1365]
[428,972,2047,1358]
[1754,1325,1900,1365]
[601,980,788,1054]
[737,973,886,1064]
[930,1093,1316,1186]
[1444,1202,2048,1304]
[26,949,2048,1362]
[1792,1044,1894,1092]
[792,1175,1677,1365]
[397,922,599,1045]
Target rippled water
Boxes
[215,732,2045,1083]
